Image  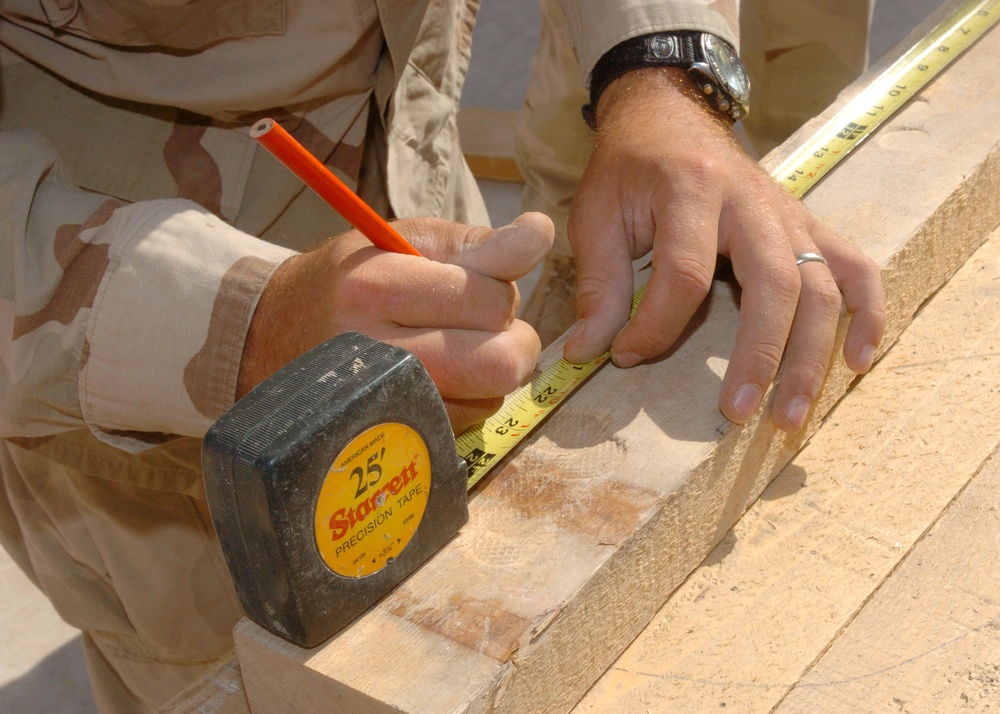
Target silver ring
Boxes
[795,252,827,266]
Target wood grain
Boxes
[574,222,1000,712]
[777,454,1000,713]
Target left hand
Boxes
[563,67,886,432]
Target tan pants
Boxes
[0,433,242,712]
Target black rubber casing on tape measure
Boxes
[202,332,469,648]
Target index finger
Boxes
[609,204,720,367]
[561,207,637,364]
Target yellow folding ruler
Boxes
[456,0,1000,488]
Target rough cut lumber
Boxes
[777,455,1000,713]
[233,15,1000,714]
[573,223,1000,712]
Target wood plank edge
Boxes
[491,141,1000,713]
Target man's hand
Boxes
[237,213,554,432]
[564,67,886,432]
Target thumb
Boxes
[397,212,554,281]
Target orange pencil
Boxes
[250,118,422,257]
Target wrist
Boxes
[236,253,304,400]
[591,67,729,135]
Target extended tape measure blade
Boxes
[458,281,649,490]
[774,0,1000,196]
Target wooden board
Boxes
[584,465,1000,714]
[776,457,1000,713]
[232,14,1000,714]
[573,221,1000,712]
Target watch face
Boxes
[702,34,750,104]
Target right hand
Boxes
[237,213,554,432]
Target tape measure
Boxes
[205,333,470,647]
[772,0,1000,197]
[457,0,1000,489]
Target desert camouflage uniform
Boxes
[0,0,746,710]
[518,0,875,347]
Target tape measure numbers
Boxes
[457,0,1000,489]
[457,287,644,487]
[774,0,1000,196]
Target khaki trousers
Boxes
[0,433,241,713]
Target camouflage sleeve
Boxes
[559,0,740,79]
[0,130,295,450]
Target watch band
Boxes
[582,31,745,130]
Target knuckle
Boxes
[786,356,833,394]
[867,302,888,328]
[468,283,518,332]
[861,254,882,277]
[842,250,881,281]
[670,159,727,197]
[809,277,844,316]
[668,255,714,301]
[743,169,773,196]
[860,260,886,291]
[399,217,438,252]
[744,339,786,377]
[482,341,533,394]
[757,261,802,303]
[574,272,615,307]
[681,153,726,188]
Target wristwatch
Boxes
[582,31,751,129]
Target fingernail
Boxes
[565,319,584,342]
[858,344,877,372]
[731,384,762,421]
[612,351,642,369]
[785,396,811,430]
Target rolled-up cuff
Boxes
[80,200,295,444]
